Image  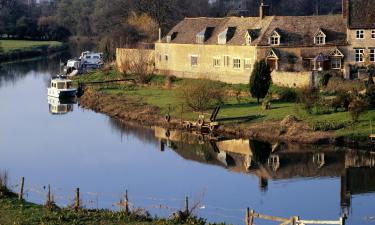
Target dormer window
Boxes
[166,36,171,43]
[166,32,178,43]
[245,32,251,45]
[217,27,236,45]
[269,30,280,46]
[314,29,326,45]
[196,29,206,44]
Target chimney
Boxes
[158,28,162,42]
[342,0,349,20]
[259,0,269,19]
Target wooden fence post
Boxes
[185,196,189,216]
[125,189,129,214]
[19,177,24,201]
[245,208,250,225]
[181,104,184,124]
[75,188,80,212]
[249,209,254,225]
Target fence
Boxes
[245,208,346,225]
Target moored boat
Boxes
[47,77,77,98]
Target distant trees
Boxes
[249,60,272,104]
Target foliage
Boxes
[180,79,224,112]
[320,73,332,87]
[348,98,368,122]
[269,85,297,102]
[262,99,271,110]
[249,60,272,104]
[297,87,319,114]
[310,121,349,131]
[325,77,365,94]
[365,84,375,108]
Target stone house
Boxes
[117,0,374,87]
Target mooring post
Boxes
[125,189,129,214]
[75,187,80,212]
[19,177,24,201]
[185,196,189,216]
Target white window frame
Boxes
[233,58,241,69]
[269,31,281,46]
[331,58,341,69]
[245,32,251,46]
[356,30,364,39]
[355,49,364,62]
[244,58,252,70]
[370,48,375,62]
[191,55,198,67]
[213,57,221,68]
[314,30,326,45]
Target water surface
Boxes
[0,56,374,225]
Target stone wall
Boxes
[116,48,155,74]
[271,71,313,88]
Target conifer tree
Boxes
[249,59,272,104]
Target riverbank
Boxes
[0,40,66,62]
[74,70,375,145]
[0,191,219,225]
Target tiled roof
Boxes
[162,16,274,46]
[162,15,347,47]
[349,0,375,29]
[258,15,347,47]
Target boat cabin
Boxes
[51,79,73,90]
[80,51,103,65]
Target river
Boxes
[0,55,374,225]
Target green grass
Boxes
[0,40,63,53]
[0,194,223,225]
[75,70,375,142]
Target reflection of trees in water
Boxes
[249,140,272,164]
[108,118,159,146]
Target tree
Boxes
[249,59,272,104]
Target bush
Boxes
[348,98,368,122]
[320,73,332,87]
[262,99,271,110]
[269,85,297,102]
[310,121,349,131]
[325,77,365,94]
[365,84,375,108]
[297,87,319,114]
[180,79,225,111]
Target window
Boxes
[370,49,375,62]
[269,31,280,45]
[224,55,230,67]
[233,58,241,69]
[355,49,364,62]
[191,55,198,66]
[213,57,220,67]
[314,30,326,45]
[372,30,375,39]
[245,33,251,45]
[164,55,169,61]
[331,58,341,69]
[356,30,364,39]
[244,59,251,70]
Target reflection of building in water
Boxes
[48,96,75,115]
[154,127,375,216]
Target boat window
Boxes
[86,56,91,59]
[93,56,99,59]
[57,82,65,89]
[66,82,72,89]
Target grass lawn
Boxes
[0,193,214,225]
[75,70,375,142]
[0,40,63,53]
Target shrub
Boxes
[262,99,271,110]
[325,77,365,94]
[180,79,224,112]
[310,121,349,131]
[365,84,375,108]
[297,87,319,114]
[320,73,332,87]
[348,98,368,122]
[269,85,297,102]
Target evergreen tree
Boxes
[249,59,272,104]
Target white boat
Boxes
[79,51,104,67]
[47,77,77,98]
[48,96,75,115]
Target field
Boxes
[75,70,375,142]
[0,40,63,53]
